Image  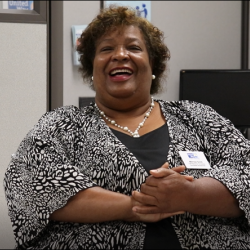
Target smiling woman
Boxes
[4,5,250,250]
[77,5,170,95]
[93,25,153,105]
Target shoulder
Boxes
[158,99,209,109]
[33,106,77,129]
[157,99,236,130]
[37,105,96,125]
[40,105,80,121]
[31,105,97,137]
[157,99,216,117]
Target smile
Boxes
[109,68,133,76]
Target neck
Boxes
[95,97,154,137]
[95,96,153,118]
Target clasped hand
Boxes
[131,162,193,222]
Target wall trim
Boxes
[241,0,249,69]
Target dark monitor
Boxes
[179,70,250,129]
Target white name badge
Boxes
[179,151,211,169]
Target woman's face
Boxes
[93,25,153,106]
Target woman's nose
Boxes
[112,46,129,61]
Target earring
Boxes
[91,76,94,81]
[152,75,156,80]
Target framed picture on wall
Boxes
[0,1,47,24]
[2,1,34,10]
[101,1,151,21]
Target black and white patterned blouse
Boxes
[4,100,250,249]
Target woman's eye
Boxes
[129,46,141,51]
[101,47,112,52]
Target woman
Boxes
[4,6,250,249]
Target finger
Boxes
[160,211,185,219]
[150,162,169,177]
[171,165,194,181]
[145,173,168,186]
[132,190,157,205]
[140,183,159,196]
[171,165,186,173]
[132,205,159,214]
[171,166,193,181]
[149,168,173,178]
[133,211,185,223]
[149,165,185,178]
[148,162,169,177]
[133,203,185,216]
[183,175,194,181]
[149,166,193,184]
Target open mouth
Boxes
[109,68,133,76]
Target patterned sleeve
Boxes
[4,106,95,247]
[185,101,250,223]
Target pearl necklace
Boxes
[95,97,155,138]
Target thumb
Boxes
[149,167,172,177]
[149,162,170,177]
[172,165,194,181]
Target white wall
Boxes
[153,1,241,100]
[0,23,47,249]
[63,1,98,107]
[61,1,241,106]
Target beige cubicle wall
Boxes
[0,1,48,248]
[0,21,47,249]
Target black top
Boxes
[111,124,182,249]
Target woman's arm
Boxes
[186,176,243,217]
[49,164,190,224]
[132,165,244,218]
[49,187,133,223]
[49,186,184,223]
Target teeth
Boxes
[110,69,132,75]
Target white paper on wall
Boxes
[71,25,87,66]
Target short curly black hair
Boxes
[77,5,170,94]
